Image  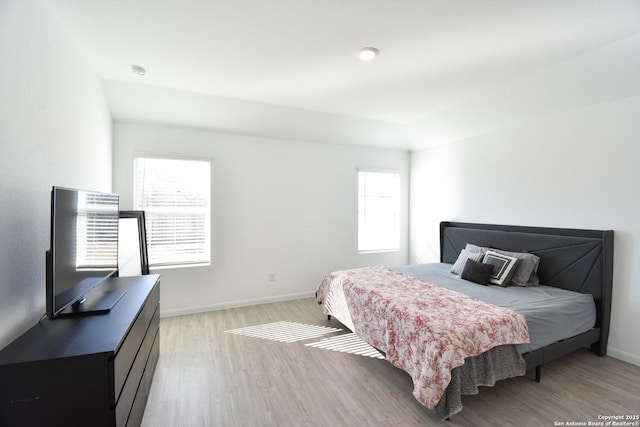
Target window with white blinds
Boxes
[133,156,211,267]
[358,169,400,253]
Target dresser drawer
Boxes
[114,283,160,401]
[126,330,160,427]
[115,305,159,426]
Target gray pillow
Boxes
[464,243,489,255]
[451,249,484,275]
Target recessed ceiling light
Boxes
[358,47,379,61]
[131,65,146,75]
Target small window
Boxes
[133,156,211,267]
[358,169,400,253]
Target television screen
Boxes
[47,187,120,318]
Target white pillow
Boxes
[451,249,484,275]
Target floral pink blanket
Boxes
[316,266,530,409]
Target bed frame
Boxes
[439,221,613,380]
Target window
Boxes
[133,156,211,267]
[358,169,400,253]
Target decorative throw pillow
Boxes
[461,259,493,285]
[451,249,484,275]
[492,249,541,286]
[483,250,519,287]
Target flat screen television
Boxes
[45,186,125,319]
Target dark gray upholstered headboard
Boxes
[440,221,613,355]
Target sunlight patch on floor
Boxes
[225,321,342,343]
[306,333,385,359]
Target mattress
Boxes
[393,263,597,353]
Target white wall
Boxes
[409,95,640,365]
[0,0,113,348]
[113,123,409,316]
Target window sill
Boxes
[150,261,211,271]
[358,249,399,254]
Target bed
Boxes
[315,221,613,419]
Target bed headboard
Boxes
[440,221,613,355]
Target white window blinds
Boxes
[358,170,400,253]
[133,157,211,267]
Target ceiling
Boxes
[46,0,640,150]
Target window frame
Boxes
[357,168,401,254]
[133,154,212,269]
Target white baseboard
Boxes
[159,291,316,318]
[607,347,640,366]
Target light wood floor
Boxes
[141,297,640,427]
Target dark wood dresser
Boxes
[0,274,160,427]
